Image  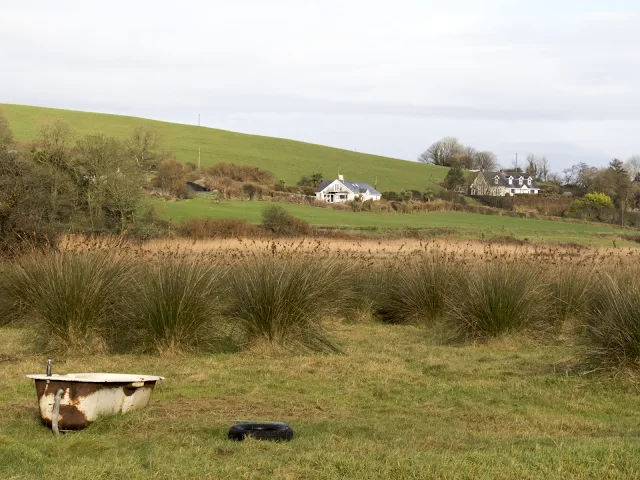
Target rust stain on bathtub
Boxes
[28,374,163,431]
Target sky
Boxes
[2,0,640,172]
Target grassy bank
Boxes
[1,103,447,192]
[153,196,635,246]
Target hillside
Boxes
[1,104,447,192]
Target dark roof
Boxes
[186,181,211,192]
[482,171,540,189]
[315,179,381,196]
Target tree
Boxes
[74,134,143,231]
[35,119,75,170]
[126,126,164,170]
[153,159,189,197]
[443,166,466,190]
[454,146,476,169]
[297,172,323,188]
[563,162,599,190]
[525,154,539,178]
[625,155,640,181]
[473,151,498,171]
[608,159,633,225]
[418,137,464,166]
[538,157,550,182]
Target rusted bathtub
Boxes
[26,373,164,431]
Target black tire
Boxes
[228,422,293,441]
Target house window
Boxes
[527,178,532,185]
[508,177,513,185]
[334,183,339,192]
[494,176,499,185]
[518,177,523,185]
[511,189,515,193]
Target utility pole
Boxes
[515,153,518,171]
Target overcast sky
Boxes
[2,0,640,172]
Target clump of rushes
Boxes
[377,253,457,325]
[124,259,226,355]
[0,261,21,326]
[548,264,593,329]
[343,265,394,322]
[226,257,345,352]
[6,251,131,353]
[446,262,548,341]
[581,274,640,370]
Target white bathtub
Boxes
[26,373,164,431]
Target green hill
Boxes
[1,103,447,192]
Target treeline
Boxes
[0,116,169,251]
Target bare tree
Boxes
[126,126,164,170]
[455,145,476,169]
[538,157,550,181]
[418,137,464,166]
[525,154,539,177]
[625,155,640,180]
[473,151,498,171]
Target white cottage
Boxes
[315,175,382,203]
[470,171,541,196]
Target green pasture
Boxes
[1,324,639,479]
[153,196,635,246]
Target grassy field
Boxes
[153,196,636,246]
[2,238,640,478]
[2,324,640,479]
[0,103,447,192]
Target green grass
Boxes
[2,324,640,479]
[154,196,634,245]
[0,103,448,192]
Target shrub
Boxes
[123,259,227,354]
[381,191,400,201]
[202,163,275,184]
[152,158,189,197]
[377,254,457,325]
[226,257,345,352]
[581,274,640,370]
[261,204,312,236]
[5,252,132,353]
[446,263,548,341]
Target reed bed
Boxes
[2,236,640,370]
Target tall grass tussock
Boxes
[582,273,640,370]
[377,253,456,325]
[226,257,346,352]
[4,252,132,353]
[123,259,227,355]
[446,263,549,341]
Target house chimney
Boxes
[338,174,344,181]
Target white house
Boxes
[315,175,382,203]
[470,171,541,196]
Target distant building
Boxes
[315,175,382,203]
[470,171,541,196]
